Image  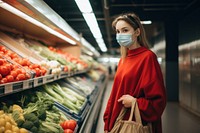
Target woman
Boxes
[104,13,166,133]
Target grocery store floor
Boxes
[95,79,200,133]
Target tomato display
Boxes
[0,45,47,83]
[60,119,77,132]
[64,129,74,133]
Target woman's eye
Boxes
[116,28,129,34]
[122,29,128,33]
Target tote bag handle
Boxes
[114,106,127,124]
[115,98,142,124]
[128,98,143,124]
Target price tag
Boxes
[5,84,13,94]
[34,78,38,87]
[23,80,29,89]
[43,77,47,84]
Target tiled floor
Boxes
[96,79,200,133]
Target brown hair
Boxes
[112,13,149,59]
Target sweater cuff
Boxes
[104,119,108,131]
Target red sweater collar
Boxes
[127,46,147,57]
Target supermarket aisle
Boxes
[96,79,113,133]
[95,79,200,133]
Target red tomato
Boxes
[0,66,10,76]
[40,68,47,76]
[33,68,41,77]
[63,120,77,130]
[5,64,12,71]
[29,64,39,69]
[10,53,18,59]
[0,74,2,80]
[0,46,7,53]
[64,66,68,72]
[0,51,4,55]
[12,64,19,70]
[15,69,23,75]
[16,73,26,81]
[0,59,4,65]
[64,129,73,133]
[0,78,7,84]
[10,71,17,79]
[12,58,20,63]
[26,73,31,79]
[21,58,31,66]
[6,75,14,82]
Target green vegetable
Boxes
[39,47,68,65]
[1,103,10,113]
[23,92,54,116]
[52,83,77,103]
[43,84,63,102]
[21,120,34,129]
[12,110,22,121]
[63,99,81,113]
[15,119,24,127]
[22,121,38,133]
[30,126,38,133]
[62,86,85,102]
[24,113,38,121]
[23,113,39,128]
[23,102,38,115]
[45,110,60,123]
[39,121,63,133]
[37,108,46,121]
[44,92,79,113]
[59,111,68,122]
[43,84,80,113]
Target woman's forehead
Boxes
[115,20,132,29]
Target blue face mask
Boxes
[116,34,134,47]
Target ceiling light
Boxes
[141,20,152,25]
[75,0,92,13]
[24,0,81,42]
[74,0,108,52]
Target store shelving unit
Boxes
[0,0,108,132]
[0,68,90,96]
[78,74,108,133]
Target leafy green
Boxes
[38,121,63,133]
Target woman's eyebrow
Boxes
[116,27,129,31]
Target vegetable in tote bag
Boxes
[109,98,152,133]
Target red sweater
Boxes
[104,47,166,133]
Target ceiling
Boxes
[43,0,200,55]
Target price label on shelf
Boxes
[34,78,39,87]
[4,84,13,94]
[43,76,47,84]
[23,80,29,89]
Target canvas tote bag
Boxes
[109,99,152,133]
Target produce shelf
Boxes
[0,68,91,97]
[0,79,33,96]
[54,97,89,121]
[33,74,56,87]
[57,71,70,79]
[78,74,108,133]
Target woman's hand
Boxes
[104,131,108,133]
[118,95,135,108]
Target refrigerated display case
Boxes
[179,40,200,116]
